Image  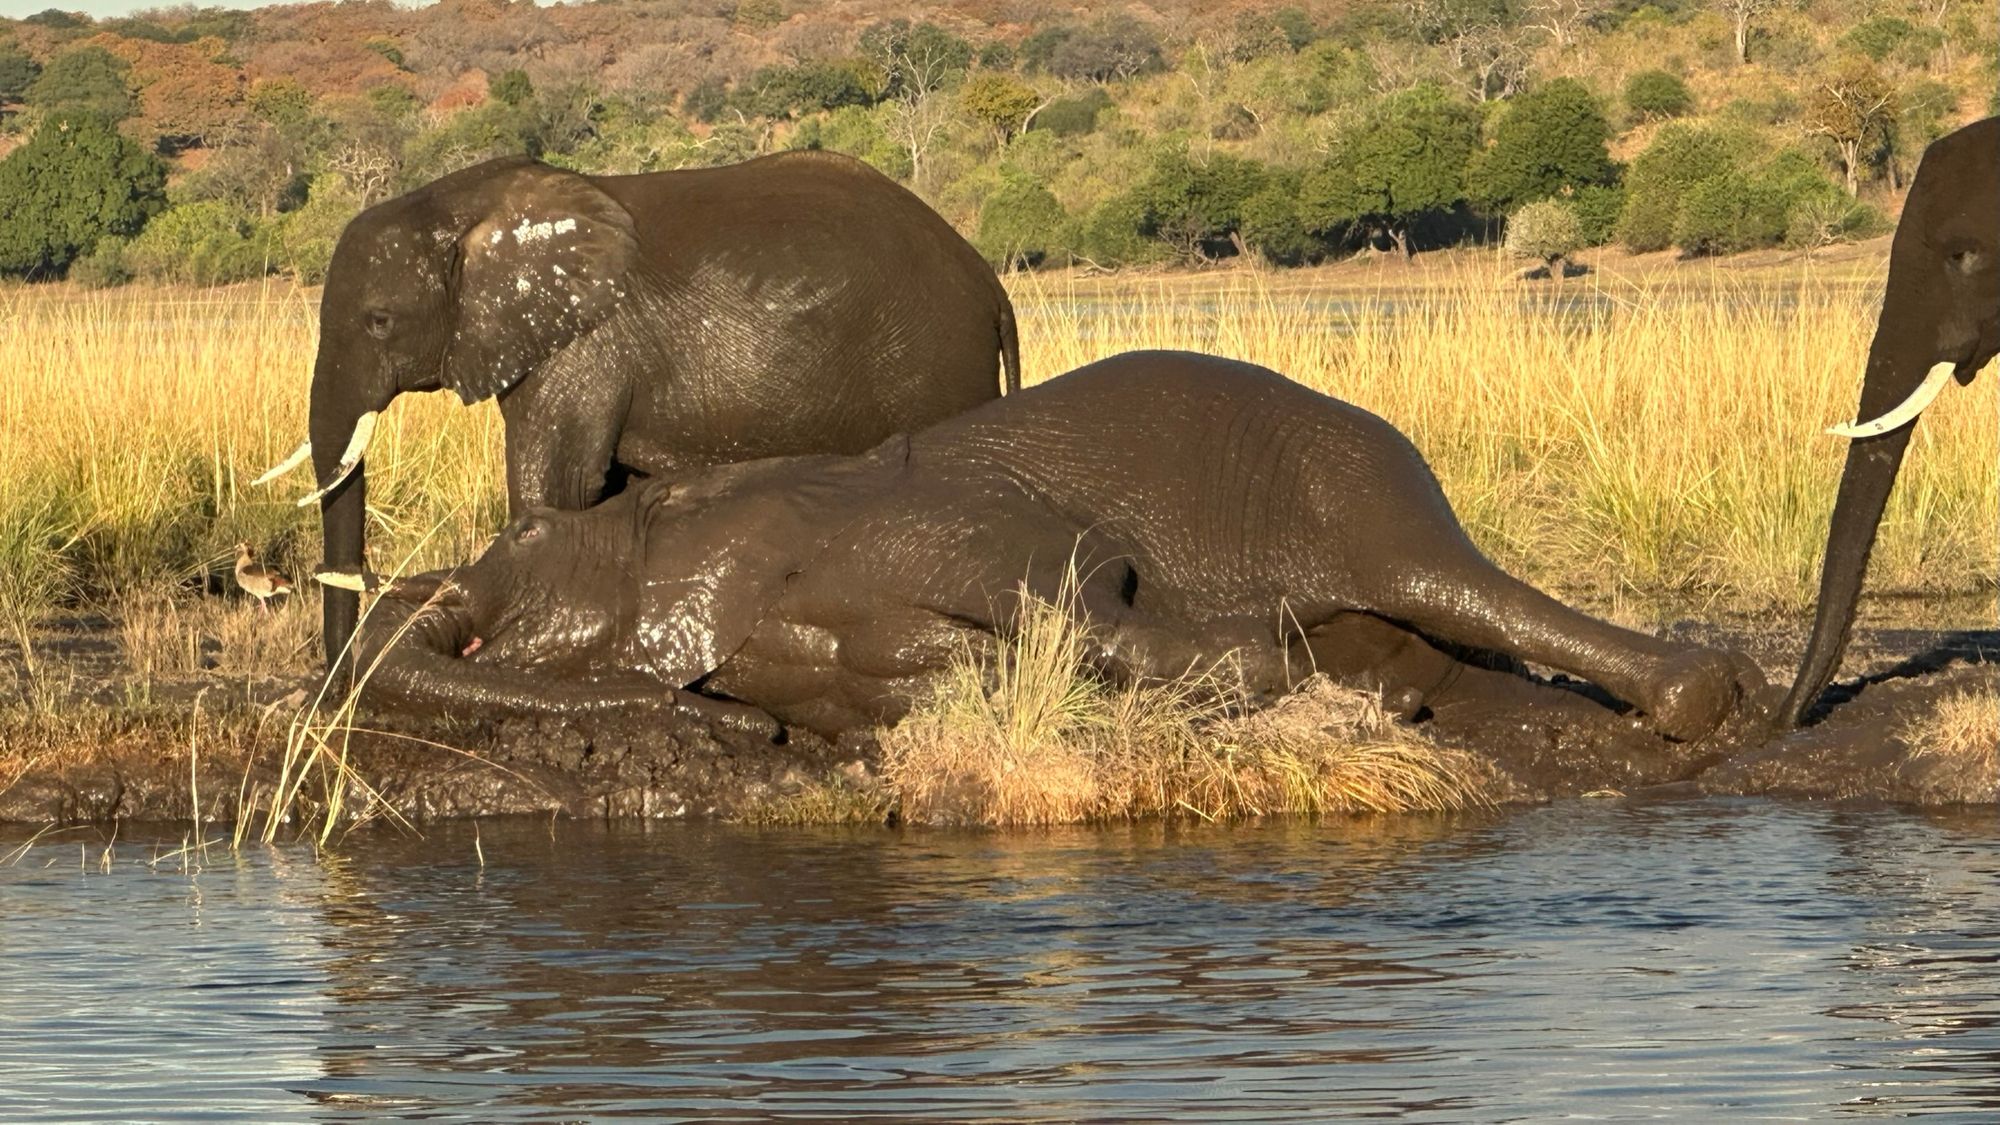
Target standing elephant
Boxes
[258,151,1020,670]
[1780,116,1999,725]
[356,351,1762,743]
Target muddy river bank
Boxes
[0,609,1993,827]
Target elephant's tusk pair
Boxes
[1826,362,1956,439]
[252,440,313,486]
[295,411,379,507]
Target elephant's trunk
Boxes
[309,372,392,675]
[1778,292,1939,725]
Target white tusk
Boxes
[1827,362,1956,439]
[315,569,368,592]
[295,411,378,507]
[252,440,312,486]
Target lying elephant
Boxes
[357,351,1764,742]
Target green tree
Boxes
[1616,123,1750,252]
[0,44,40,106]
[490,68,534,107]
[1300,85,1479,258]
[1240,172,1323,265]
[1570,183,1626,245]
[1467,78,1616,212]
[1028,88,1110,136]
[1623,70,1692,121]
[1505,198,1584,277]
[1839,17,1912,63]
[959,72,1040,144]
[976,170,1071,269]
[1805,56,1897,195]
[26,47,136,123]
[1672,170,1787,254]
[126,200,268,286]
[1117,148,1272,262]
[0,115,167,277]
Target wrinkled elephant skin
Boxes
[358,352,1766,743]
[1782,116,1999,725]
[288,152,1020,671]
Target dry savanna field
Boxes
[0,247,1995,825]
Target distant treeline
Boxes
[0,0,1993,285]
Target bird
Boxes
[233,542,294,613]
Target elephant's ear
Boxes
[636,439,912,687]
[444,166,639,405]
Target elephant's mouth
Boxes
[379,573,492,659]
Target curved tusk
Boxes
[295,411,378,507]
[1827,362,1956,439]
[251,440,312,486]
[314,568,372,592]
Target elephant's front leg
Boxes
[497,348,633,515]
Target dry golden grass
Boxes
[879,576,1500,825]
[2,257,1990,639]
[1905,687,2000,804]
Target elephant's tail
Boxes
[998,297,1022,396]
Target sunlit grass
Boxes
[877,571,1501,825]
[3,260,1988,650]
[1905,687,1999,805]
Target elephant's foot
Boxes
[1640,649,1767,742]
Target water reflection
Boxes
[3,803,1999,1120]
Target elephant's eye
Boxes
[366,309,395,339]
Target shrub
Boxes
[1468,78,1616,212]
[1505,199,1585,276]
[1030,88,1111,136]
[1570,183,1626,245]
[976,171,1072,269]
[0,115,166,277]
[1240,176,1322,266]
[126,201,270,286]
[1624,70,1693,121]
[1076,193,1166,267]
[1617,123,1751,252]
[26,47,136,123]
[1840,17,1913,63]
[0,44,39,106]
[271,182,362,284]
[69,236,132,289]
[1674,170,1791,255]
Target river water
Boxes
[3,801,1998,1121]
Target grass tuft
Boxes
[880,575,1501,826]
[1905,688,2000,804]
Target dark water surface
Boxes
[4,801,1999,1122]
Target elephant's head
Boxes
[261,156,641,671]
[1781,116,1999,725]
[371,437,911,692]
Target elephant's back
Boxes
[596,152,992,287]
[913,351,1463,617]
[600,153,1009,460]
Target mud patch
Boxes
[2,617,1995,824]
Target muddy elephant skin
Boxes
[1782,116,1999,725]
[360,351,1763,742]
[285,151,1020,671]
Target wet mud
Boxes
[1,615,1993,825]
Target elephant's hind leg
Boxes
[1365,558,1760,741]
